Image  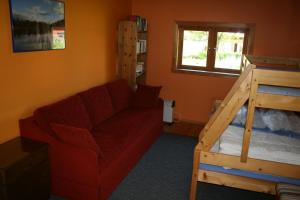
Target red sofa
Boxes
[19,79,163,200]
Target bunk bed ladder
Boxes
[190,65,254,200]
[199,65,254,151]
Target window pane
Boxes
[182,30,208,67]
[215,32,245,70]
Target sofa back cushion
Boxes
[106,79,133,113]
[34,95,92,135]
[131,84,162,108]
[79,85,114,127]
[51,123,104,157]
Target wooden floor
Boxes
[163,121,204,137]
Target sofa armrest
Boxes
[19,117,100,187]
[19,117,55,143]
[50,140,100,187]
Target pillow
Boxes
[131,84,162,108]
[51,123,104,157]
[106,79,133,113]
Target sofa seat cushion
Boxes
[96,108,163,200]
[106,79,133,113]
[92,109,150,165]
[79,85,114,126]
[93,109,149,135]
[93,133,129,167]
[97,118,159,163]
[34,95,92,136]
[93,108,163,167]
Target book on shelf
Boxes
[141,18,147,31]
[136,40,147,54]
[136,62,144,74]
[129,15,147,32]
[136,41,140,54]
[136,62,145,77]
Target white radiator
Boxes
[163,100,175,123]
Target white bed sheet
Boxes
[214,125,300,165]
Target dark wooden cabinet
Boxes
[0,137,50,200]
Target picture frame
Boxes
[9,0,65,52]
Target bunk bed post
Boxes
[190,144,201,200]
[241,69,258,162]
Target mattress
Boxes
[213,125,300,165]
[258,85,300,97]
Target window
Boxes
[174,22,254,76]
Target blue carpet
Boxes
[50,133,274,200]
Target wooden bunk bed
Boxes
[189,55,300,200]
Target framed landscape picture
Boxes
[9,0,65,52]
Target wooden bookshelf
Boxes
[118,17,148,88]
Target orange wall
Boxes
[0,0,131,143]
[291,0,300,54]
[132,0,300,124]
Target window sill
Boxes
[173,68,240,78]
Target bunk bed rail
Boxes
[255,68,300,88]
[245,55,300,68]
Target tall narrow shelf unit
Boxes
[118,17,148,88]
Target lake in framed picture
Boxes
[9,0,65,52]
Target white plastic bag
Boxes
[261,110,291,132]
[232,106,267,129]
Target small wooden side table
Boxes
[0,137,50,200]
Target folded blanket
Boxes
[277,183,300,200]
